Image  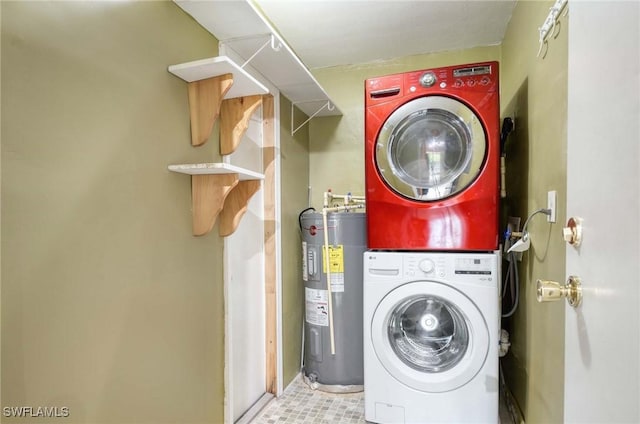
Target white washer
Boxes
[364,251,500,423]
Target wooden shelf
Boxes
[169,163,264,236]
[168,162,264,179]
[168,56,269,148]
[168,56,268,236]
[168,56,268,99]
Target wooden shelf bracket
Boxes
[191,173,239,236]
[168,56,268,236]
[169,163,264,237]
[187,73,234,147]
[220,95,263,155]
[219,180,262,237]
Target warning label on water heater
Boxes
[322,245,345,292]
[322,245,344,273]
[305,288,329,327]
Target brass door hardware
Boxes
[563,217,583,246]
[536,276,582,307]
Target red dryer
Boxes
[364,62,500,251]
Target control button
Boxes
[439,82,447,88]
[409,86,417,92]
[453,79,464,88]
[418,259,435,274]
[466,79,476,87]
[419,72,436,87]
[480,77,490,86]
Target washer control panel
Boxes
[418,258,435,274]
[365,252,498,285]
[404,255,447,278]
[401,253,497,283]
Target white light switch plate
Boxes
[547,190,557,223]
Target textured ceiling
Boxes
[254,0,517,69]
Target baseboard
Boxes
[235,392,275,424]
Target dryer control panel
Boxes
[405,62,498,95]
[365,61,499,108]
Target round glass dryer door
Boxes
[371,281,489,393]
[375,96,486,201]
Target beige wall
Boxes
[499,1,567,423]
[278,96,310,388]
[309,46,501,209]
[2,2,226,423]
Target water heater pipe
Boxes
[323,204,365,213]
[321,210,336,355]
[323,190,365,208]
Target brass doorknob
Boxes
[536,276,582,307]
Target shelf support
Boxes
[219,180,262,236]
[191,173,239,236]
[187,73,234,146]
[291,100,335,135]
[220,95,263,155]
[239,34,282,69]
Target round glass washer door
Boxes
[371,281,489,393]
[375,96,486,201]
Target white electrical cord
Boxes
[521,208,551,233]
[503,208,551,316]
[507,208,551,253]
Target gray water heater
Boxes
[300,211,366,392]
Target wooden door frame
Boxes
[219,40,283,422]
[223,92,282,424]
[262,94,278,395]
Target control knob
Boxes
[418,259,436,274]
[419,72,436,87]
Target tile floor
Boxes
[251,376,364,424]
[250,375,515,424]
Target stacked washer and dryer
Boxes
[363,62,501,423]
